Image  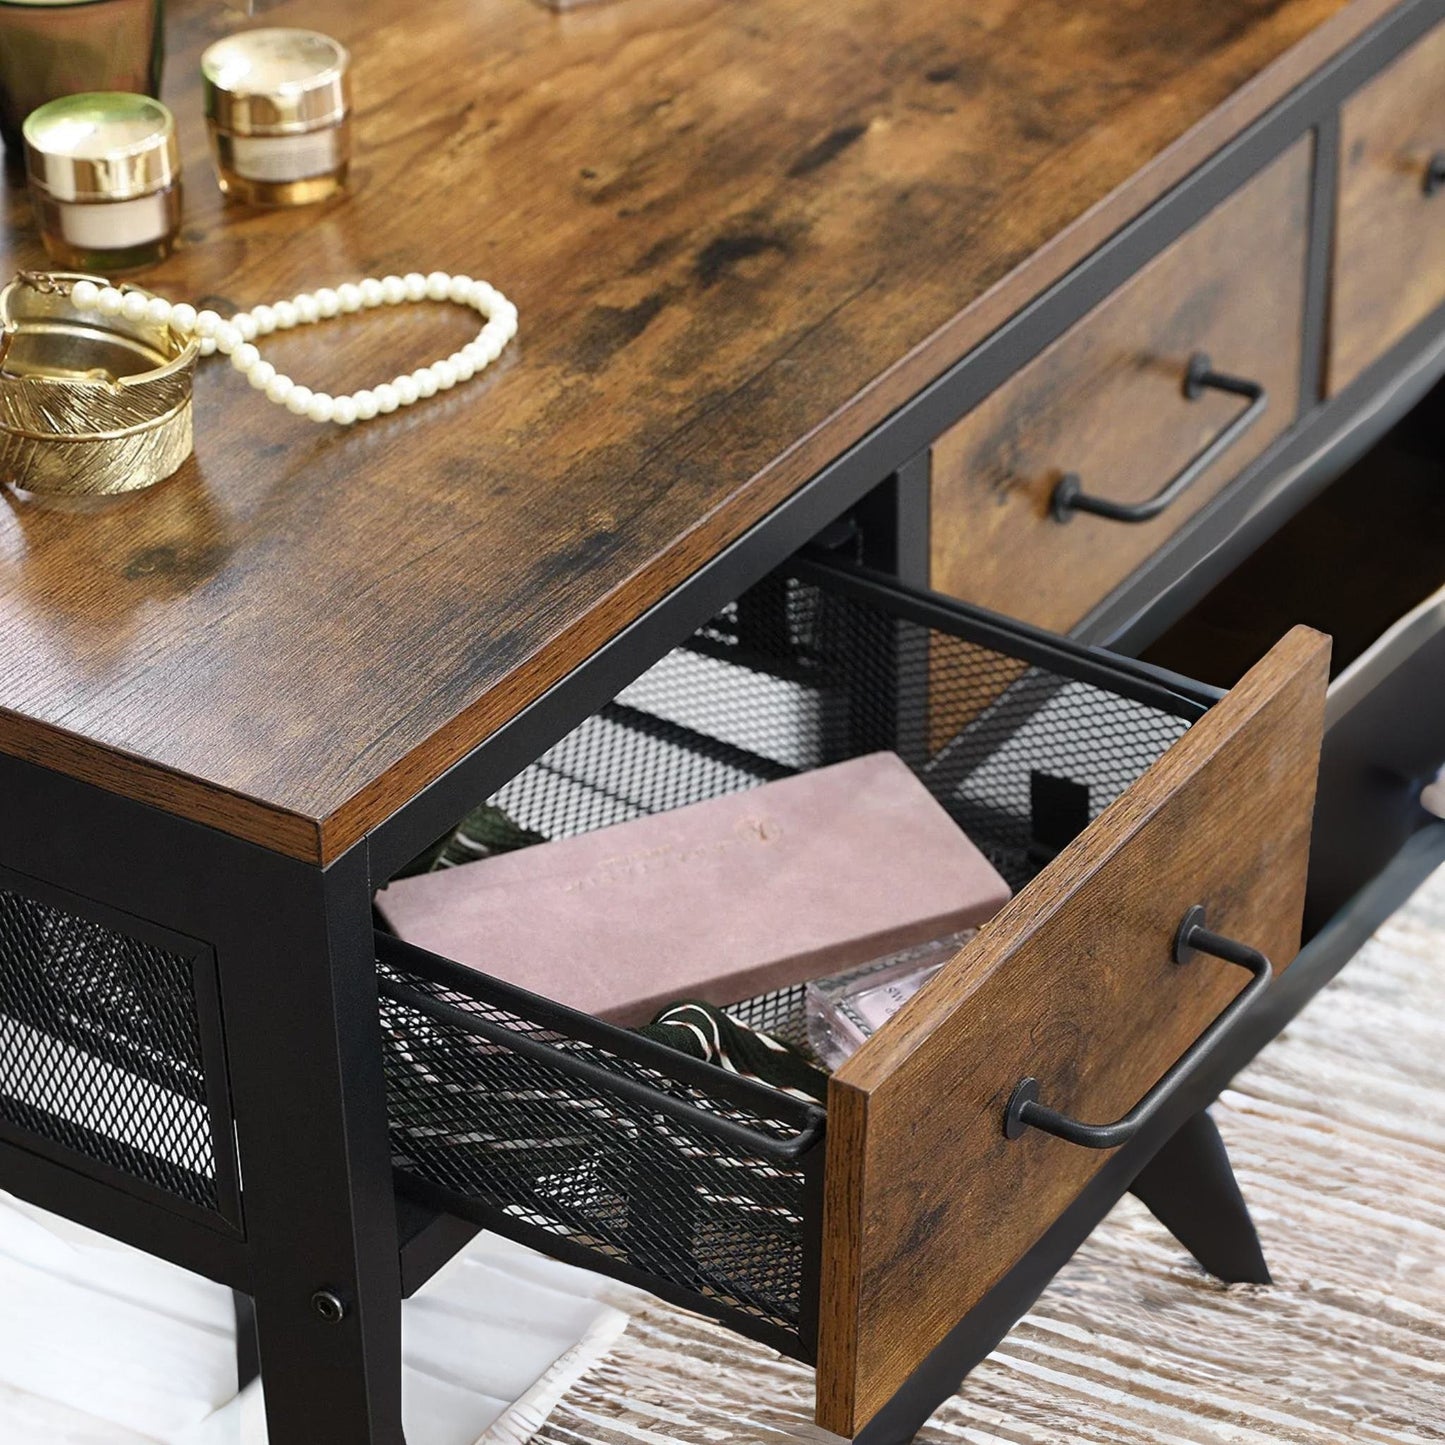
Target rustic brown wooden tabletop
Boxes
[0,0,1390,862]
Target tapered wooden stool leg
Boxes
[1128,1109,1271,1284]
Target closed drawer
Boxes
[1141,420,1445,933]
[931,136,1311,635]
[378,559,1327,1438]
[1332,20,1445,393]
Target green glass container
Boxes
[0,0,164,159]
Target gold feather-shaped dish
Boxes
[0,270,198,496]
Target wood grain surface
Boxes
[930,138,1311,634]
[815,625,1331,1437]
[0,0,1387,860]
[533,858,1445,1445]
[1331,17,1445,393]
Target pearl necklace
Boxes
[66,272,517,426]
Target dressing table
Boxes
[3,1,1445,1441]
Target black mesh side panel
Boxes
[725,982,813,1054]
[0,885,220,1213]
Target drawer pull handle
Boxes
[1050,353,1267,524]
[1426,153,1445,197]
[1003,905,1272,1148]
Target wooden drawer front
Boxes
[1332,21,1445,393]
[930,137,1311,635]
[816,622,1328,1436]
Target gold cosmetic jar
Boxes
[23,92,182,273]
[202,28,352,207]
[0,271,199,496]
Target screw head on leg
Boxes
[311,1289,349,1324]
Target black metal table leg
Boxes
[0,754,408,1443]
[233,1289,259,1393]
[1128,1108,1271,1284]
[218,844,406,1444]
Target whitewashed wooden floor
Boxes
[538,863,1445,1445]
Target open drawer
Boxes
[376,557,1328,1438]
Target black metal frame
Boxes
[0,751,407,1443]
[1305,588,1445,935]
[2,4,1444,1442]
[1127,1110,1272,1286]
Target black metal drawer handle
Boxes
[1003,905,1273,1149]
[1425,152,1445,197]
[1050,353,1267,524]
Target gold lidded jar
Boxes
[202,28,351,206]
[23,92,181,273]
[0,271,199,496]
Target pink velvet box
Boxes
[375,751,1010,1025]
